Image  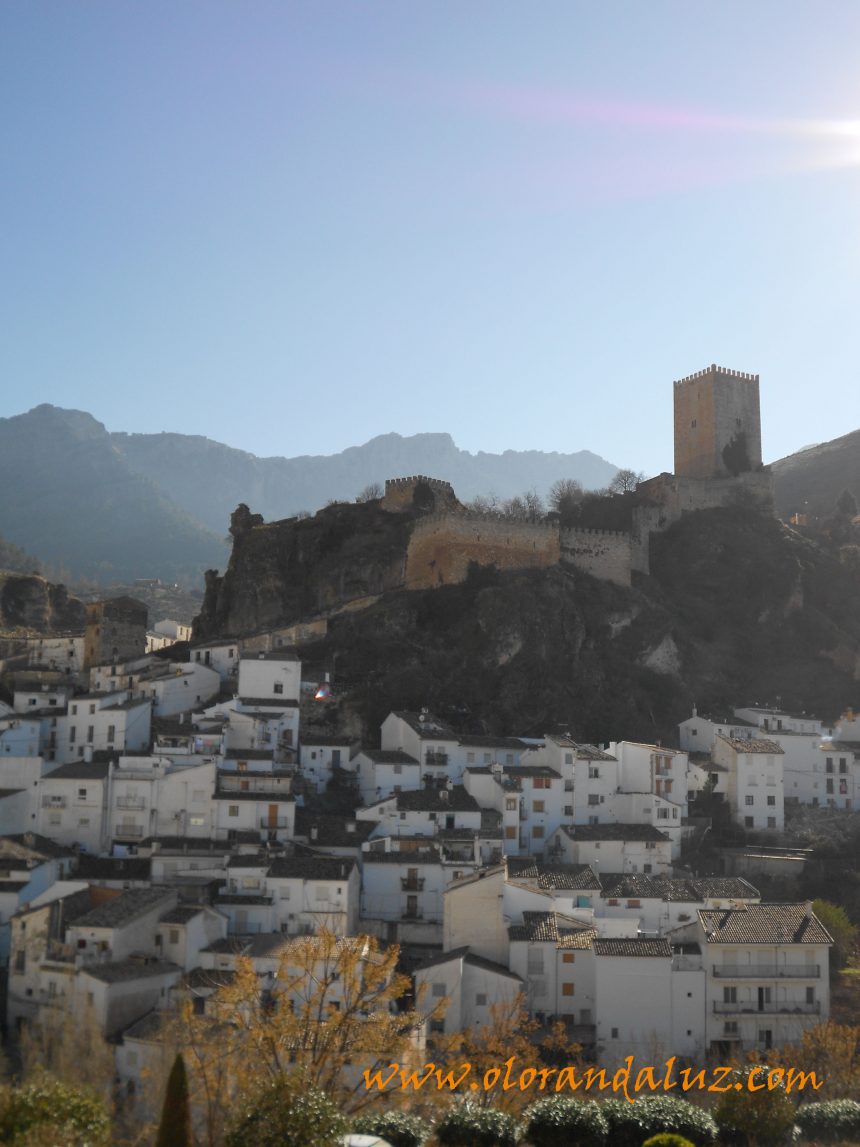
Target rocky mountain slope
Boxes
[111,429,618,533]
[0,573,85,635]
[772,427,860,519]
[0,406,228,586]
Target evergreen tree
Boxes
[155,1053,192,1147]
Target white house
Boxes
[713,736,785,831]
[355,749,421,804]
[415,948,522,1037]
[547,823,674,875]
[380,712,460,786]
[36,760,112,853]
[299,734,356,794]
[508,912,598,1026]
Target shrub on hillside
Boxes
[0,1079,110,1147]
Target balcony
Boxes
[114,824,144,839]
[400,877,426,892]
[402,909,424,920]
[424,752,448,766]
[713,1001,820,1015]
[41,796,66,809]
[116,796,146,810]
[713,965,821,979]
[260,818,290,829]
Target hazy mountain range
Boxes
[0,403,857,587]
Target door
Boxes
[758,987,771,1012]
[267,804,279,829]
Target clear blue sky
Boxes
[2,2,859,475]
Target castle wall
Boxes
[405,513,560,589]
[382,476,458,513]
[674,366,762,479]
[560,528,633,588]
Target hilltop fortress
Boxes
[195,366,774,638]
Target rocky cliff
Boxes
[0,573,85,634]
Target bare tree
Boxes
[355,483,383,504]
[548,478,584,516]
[501,490,545,521]
[608,468,645,494]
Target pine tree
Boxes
[155,1053,192,1147]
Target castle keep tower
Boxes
[673,364,762,479]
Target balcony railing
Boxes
[116,797,146,810]
[260,818,290,829]
[41,797,66,809]
[713,965,821,979]
[424,752,448,765]
[402,909,424,920]
[114,824,144,839]
[713,1001,820,1015]
[401,877,426,891]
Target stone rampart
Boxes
[560,527,633,588]
[405,513,560,589]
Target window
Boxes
[840,759,848,773]
[564,806,573,817]
[806,986,815,1004]
[533,800,545,813]
[78,818,89,827]
[657,808,669,819]
[611,1027,619,1039]
[562,952,575,964]
[589,766,600,779]
[505,754,514,765]
[745,795,754,806]
[527,949,544,974]
[643,863,652,874]
[562,983,575,997]
[86,726,94,743]
[69,727,76,744]
[476,993,487,1006]
[466,752,475,764]
[645,841,655,850]
[506,798,517,811]
[432,982,446,998]
[228,805,239,818]
[273,682,284,695]
[627,899,641,909]
[532,826,544,839]
[169,928,180,944]
[505,826,517,839]
[724,1021,738,1034]
[767,817,776,828]
[533,777,550,789]
[827,779,834,794]
[14,950,25,973]
[564,753,573,765]
[767,795,776,806]
[723,986,737,1003]
[826,758,834,773]
[107,725,115,743]
[588,794,600,806]
[690,728,698,736]
[745,816,754,827]
[78,788,87,800]
[607,898,619,906]
[189,815,205,827]
[89,704,96,715]
[71,704,78,716]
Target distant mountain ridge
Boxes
[771,427,860,519]
[110,428,619,533]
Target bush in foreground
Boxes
[642,1135,697,1147]
[224,1073,347,1147]
[434,1099,519,1147]
[352,1108,430,1147]
[795,1098,860,1143]
[714,1066,796,1146]
[601,1095,718,1147]
[524,1095,608,1146]
[0,1078,110,1147]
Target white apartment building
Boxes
[380,711,460,786]
[415,948,522,1036]
[59,693,151,765]
[547,823,674,875]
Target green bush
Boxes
[795,1098,860,1143]
[224,1073,347,1147]
[0,1079,110,1147]
[524,1095,608,1146]
[641,1136,697,1147]
[434,1100,519,1147]
[352,1108,430,1147]
[714,1066,796,1147]
[601,1096,718,1147]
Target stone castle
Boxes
[196,366,774,636]
[385,364,773,589]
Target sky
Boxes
[2,2,859,476]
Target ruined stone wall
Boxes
[405,513,560,589]
[560,528,633,587]
[674,365,762,479]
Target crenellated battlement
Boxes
[413,510,557,533]
[562,526,630,541]
[674,363,759,386]
[384,475,455,493]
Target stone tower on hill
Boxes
[674,364,762,480]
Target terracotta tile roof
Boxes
[576,744,617,761]
[594,938,673,958]
[598,873,759,903]
[717,735,784,755]
[507,858,601,891]
[699,903,833,945]
[508,911,596,948]
[267,856,355,880]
